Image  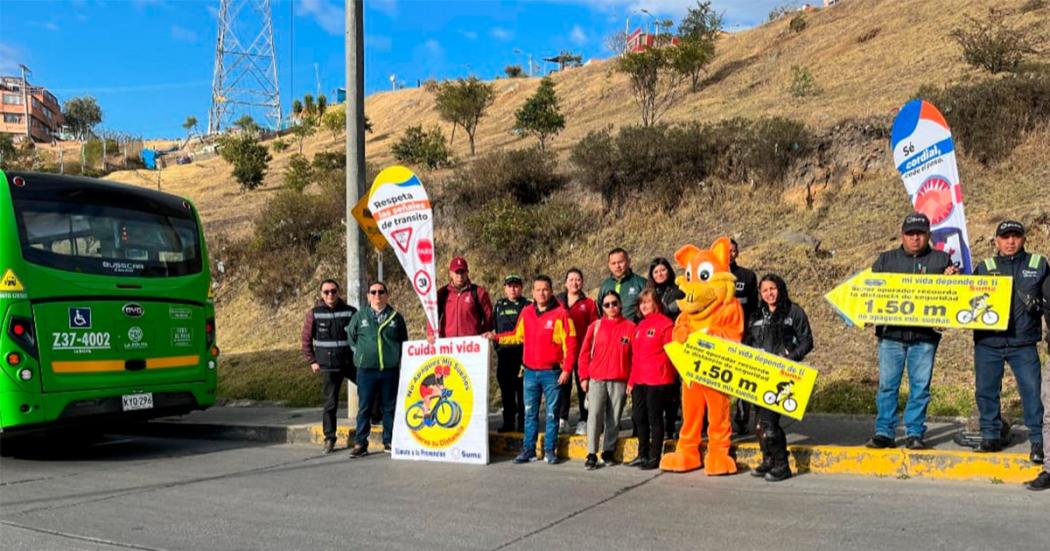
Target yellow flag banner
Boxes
[665,332,818,421]
[824,269,1012,330]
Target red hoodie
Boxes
[578,316,635,382]
[629,313,676,386]
[496,303,578,372]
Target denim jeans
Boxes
[875,338,937,438]
[522,367,562,457]
[974,343,1044,444]
[354,367,399,447]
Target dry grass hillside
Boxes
[103,0,1050,414]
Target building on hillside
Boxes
[0,75,64,143]
[626,28,680,53]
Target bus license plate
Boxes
[122,393,154,412]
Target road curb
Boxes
[138,420,1042,483]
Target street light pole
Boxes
[345,0,367,425]
[19,64,31,141]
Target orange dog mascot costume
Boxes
[659,236,744,475]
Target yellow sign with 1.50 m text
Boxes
[824,269,1012,331]
[665,332,818,421]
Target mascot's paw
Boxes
[659,450,702,473]
[703,451,739,476]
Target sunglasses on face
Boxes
[321,289,339,295]
[602,301,620,308]
[369,289,387,296]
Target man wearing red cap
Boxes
[432,256,494,339]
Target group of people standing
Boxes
[299,213,1050,491]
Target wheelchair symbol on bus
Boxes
[69,307,92,329]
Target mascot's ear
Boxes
[674,244,702,268]
[710,237,732,269]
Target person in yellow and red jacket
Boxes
[627,289,676,470]
[578,290,635,470]
[489,275,578,465]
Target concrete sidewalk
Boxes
[131,404,1045,484]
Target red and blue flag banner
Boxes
[890,99,973,274]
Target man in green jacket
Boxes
[599,247,648,321]
[348,281,410,458]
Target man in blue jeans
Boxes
[867,213,957,450]
[972,220,1046,464]
[490,275,577,464]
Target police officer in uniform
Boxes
[973,221,1046,464]
[494,274,529,432]
[300,279,358,453]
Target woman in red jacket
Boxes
[557,268,598,435]
[628,289,677,470]
[578,290,635,470]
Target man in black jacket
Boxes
[301,279,358,454]
[730,239,760,435]
[867,213,957,450]
[1026,270,1050,490]
[972,221,1046,465]
[493,275,529,433]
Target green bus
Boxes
[0,170,217,434]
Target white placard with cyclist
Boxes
[391,336,490,465]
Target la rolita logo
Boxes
[417,238,433,264]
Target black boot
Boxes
[751,425,772,477]
[764,433,792,482]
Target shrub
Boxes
[918,72,1050,163]
[789,65,818,97]
[743,117,812,185]
[950,8,1039,74]
[789,13,807,33]
[270,139,290,152]
[856,27,880,44]
[283,153,313,193]
[1021,0,1045,13]
[391,125,451,169]
[312,151,345,173]
[461,195,582,265]
[218,132,271,191]
[445,147,565,208]
[504,65,524,78]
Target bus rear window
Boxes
[14,198,202,277]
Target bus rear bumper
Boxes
[0,381,216,435]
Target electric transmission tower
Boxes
[208,0,281,134]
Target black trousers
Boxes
[557,365,587,422]
[496,347,525,429]
[757,406,788,464]
[632,383,672,460]
[664,376,681,436]
[320,367,351,440]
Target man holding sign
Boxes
[867,213,957,450]
[972,221,1047,463]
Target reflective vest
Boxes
[311,303,356,369]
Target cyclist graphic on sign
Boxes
[763,381,798,413]
[404,356,472,448]
[956,293,998,326]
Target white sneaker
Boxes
[575,421,586,435]
[558,419,568,433]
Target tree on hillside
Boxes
[514,77,565,150]
[433,77,495,156]
[676,1,724,92]
[182,116,199,143]
[217,132,271,191]
[292,99,303,118]
[617,47,685,127]
[234,114,261,136]
[63,96,103,140]
[303,94,316,118]
[322,109,345,142]
[604,30,629,56]
[317,94,328,115]
[291,117,316,153]
[950,8,1041,74]
[505,65,524,78]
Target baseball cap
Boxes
[449,256,469,272]
[995,220,1025,237]
[503,274,523,285]
[901,212,930,234]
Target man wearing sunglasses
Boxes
[301,279,358,454]
[348,282,410,458]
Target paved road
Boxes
[1,435,1043,550]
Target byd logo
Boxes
[122,303,145,318]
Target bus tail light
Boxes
[19,368,33,381]
[6,352,21,366]
[205,317,216,348]
[8,316,38,358]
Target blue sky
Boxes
[0,0,783,138]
